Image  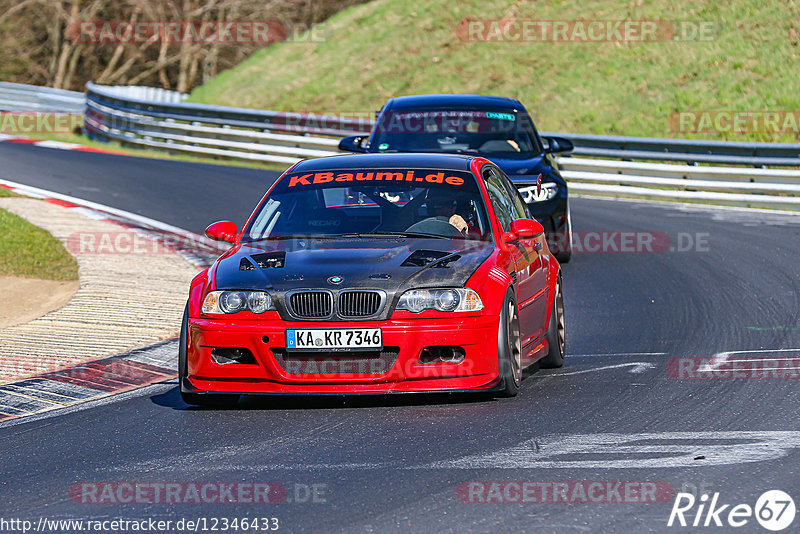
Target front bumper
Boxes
[184,315,502,394]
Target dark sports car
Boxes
[180,153,565,406]
[339,94,574,262]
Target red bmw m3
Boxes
[180,153,565,405]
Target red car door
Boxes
[483,166,544,354]
[497,167,550,351]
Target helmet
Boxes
[425,188,457,210]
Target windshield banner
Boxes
[280,169,473,190]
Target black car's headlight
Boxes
[519,182,559,203]
[396,288,483,313]
[202,290,274,314]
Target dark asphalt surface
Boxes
[0,142,281,233]
[1,144,800,533]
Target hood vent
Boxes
[402,250,449,267]
[251,251,286,269]
[402,250,460,268]
[434,255,461,268]
[239,257,256,271]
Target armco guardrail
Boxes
[0,82,84,112]
[557,159,800,209]
[542,132,800,168]
[82,83,800,210]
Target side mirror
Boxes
[205,220,238,244]
[338,135,368,153]
[509,218,545,239]
[543,136,574,155]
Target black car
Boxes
[339,94,574,262]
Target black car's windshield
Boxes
[370,109,540,159]
[244,168,493,242]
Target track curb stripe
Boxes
[0,135,126,155]
[0,180,223,268]
[0,339,178,424]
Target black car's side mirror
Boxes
[542,136,574,154]
[338,135,369,153]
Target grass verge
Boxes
[0,206,79,281]
[188,0,800,143]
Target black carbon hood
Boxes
[212,237,494,321]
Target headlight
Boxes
[519,182,559,203]
[396,288,483,313]
[202,290,274,314]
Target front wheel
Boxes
[555,207,572,263]
[496,289,522,397]
[178,304,240,408]
[540,280,566,368]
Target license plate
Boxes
[285,328,382,352]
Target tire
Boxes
[555,206,572,263]
[496,289,523,397]
[178,303,240,408]
[540,279,566,368]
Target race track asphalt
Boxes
[1,142,799,533]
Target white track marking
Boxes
[146,431,800,472]
[568,352,667,358]
[574,194,800,218]
[425,431,800,470]
[32,140,83,150]
[701,348,800,372]
[0,177,205,241]
[538,362,657,377]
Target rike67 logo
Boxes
[668,490,796,531]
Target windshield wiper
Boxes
[340,231,450,240]
[247,231,454,243]
[246,234,348,243]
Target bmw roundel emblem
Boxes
[328,275,343,285]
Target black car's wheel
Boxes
[179,303,240,408]
[497,289,522,397]
[540,279,566,368]
[555,207,572,263]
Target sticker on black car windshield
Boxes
[485,111,515,121]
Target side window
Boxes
[519,114,544,154]
[483,167,516,232]
[495,168,530,220]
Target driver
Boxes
[426,189,469,235]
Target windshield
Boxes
[244,168,493,242]
[370,109,540,158]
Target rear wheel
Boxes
[179,304,240,408]
[540,280,566,368]
[497,289,522,397]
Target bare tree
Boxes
[0,0,367,91]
